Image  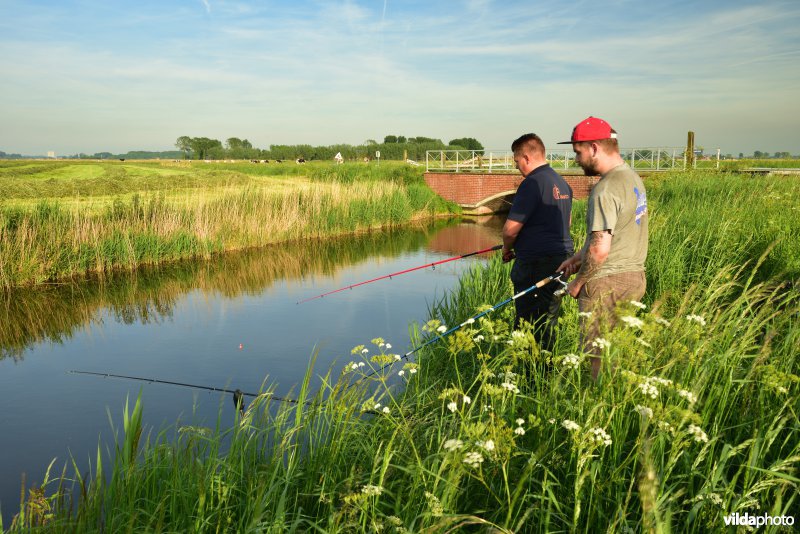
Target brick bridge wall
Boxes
[424,172,600,214]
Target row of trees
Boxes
[172,135,486,161]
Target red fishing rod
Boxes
[296,244,503,304]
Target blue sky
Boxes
[1,0,798,155]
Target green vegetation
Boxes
[0,160,457,288]
[172,134,484,161]
[6,170,800,532]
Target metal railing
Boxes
[426,147,698,173]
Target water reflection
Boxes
[0,217,504,361]
[0,216,506,525]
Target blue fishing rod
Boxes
[71,272,567,412]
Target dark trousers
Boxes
[510,253,571,353]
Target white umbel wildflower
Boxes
[447,401,458,412]
[678,389,698,404]
[634,405,654,418]
[443,439,463,451]
[561,353,580,369]
[361,484,383,496]
[501,382,520,394]
[621,315,644,329]
[687,424,709,443]
[685,314,707,326]
[478,439,495,452]
[639,382,659,399]
[514,426,526,436]
[562,419,581,431]
[463,452,484,467]
[629,300,647,310]
[589,427,613,447]
[591,337,611,350]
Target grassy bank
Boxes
[7,170,800,532]
[0,160,456,288]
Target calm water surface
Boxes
[0,217,503,524]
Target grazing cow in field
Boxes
[296,157,306,164]
[276,159,283,163]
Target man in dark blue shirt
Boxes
[502,133,574,354]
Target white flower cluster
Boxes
[361,484,383,496]
[591,337,611,350]
[694,493,723,506]
[678,389,698,404]
[638,381,659,399]
[443,439,463,452]
[629,300,647,310]
[349,361,366,371]
[561,353,581,370]
[634,404,654,418]
[685,314,707,326]
[473,334,485,342]
[463,451,484,467]
[658,420,675,434]
[654,317,671,327]
[437,325,447,333]
[562,419,581,431]
[447,401,458,412]
[687,424,709,443]
[424,492,444,517]
[513,417,526,436]
[501,382,520,394]
[621,315,645,329]
[588,427,613,447]
[476,439,495,452]
[578,311,593,318]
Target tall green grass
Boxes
[7,170,800,532]
[0,161,455,288]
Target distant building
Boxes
[47,151,56,158]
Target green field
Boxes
[6,169,800,532]
[0,160,455,288]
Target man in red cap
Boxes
[556,117,648,380]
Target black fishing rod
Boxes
[68,370,308,407]
[296,244,503,304]
[71,271,567,414]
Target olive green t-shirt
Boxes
[585,162,648,278]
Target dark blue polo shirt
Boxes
[507,164,574,260]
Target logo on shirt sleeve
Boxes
[634,187,647,224]
[552,185,570,200]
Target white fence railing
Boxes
[425,147,713,173]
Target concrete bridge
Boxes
[424,171,599,215]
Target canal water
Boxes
[0,217,503,525]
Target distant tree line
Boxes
[171,135,486,161]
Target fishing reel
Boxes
[552,274,570,297]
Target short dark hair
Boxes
[511,133,545,157]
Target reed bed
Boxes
[7,170,800,532]
[0,161,454,288]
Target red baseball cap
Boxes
[557,116,618,144]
